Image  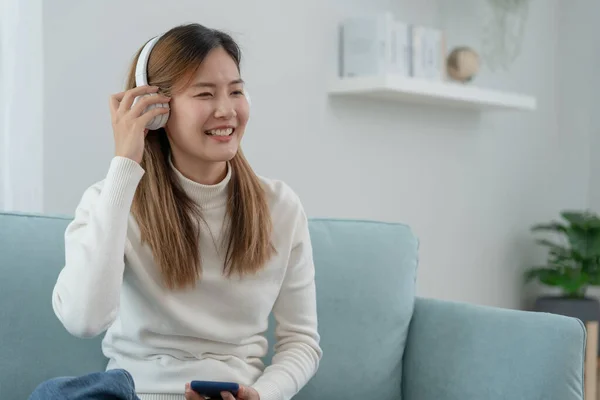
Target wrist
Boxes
[102,157,145,207]
[251,381,281,400]
[114,153,142,165]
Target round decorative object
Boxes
[446,47,480,83]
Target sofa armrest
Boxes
[402,297,585,400]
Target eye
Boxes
[194,92,213,98]
[231,90,244,96]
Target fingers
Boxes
[111,90,126,103]
[118,85,160,113]
[109,92,123,118]
[130,93,171,117]
[137,106,170,129]
[109,85,160,121]
[221,392,236,400]
[184,383,206,400]
[235,386,248,398]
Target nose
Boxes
[214,97,236,119]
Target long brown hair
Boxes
[128,24,274,290]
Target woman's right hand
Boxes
[109,85,171,164]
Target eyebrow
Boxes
[190,79,245,88]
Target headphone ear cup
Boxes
[132,93,170,130]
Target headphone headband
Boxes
[135,35,161,87]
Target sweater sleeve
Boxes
[52,156,145,338]
[252,199,323,400]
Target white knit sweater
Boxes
[52,156,322,400]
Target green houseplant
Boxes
[528,210,600,356]
[526,210,600,298]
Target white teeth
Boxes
[207,128,233,136]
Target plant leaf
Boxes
[561,211,590,227]
[588,271,600,285]
[566,227,600,259]
[525,267,563,285]
[525,267,591,295]
[531,222,568,233]
[530,210,600,293]
[535,239,570,256]
[562,210,600,229]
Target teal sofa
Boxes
[0,211,586,399]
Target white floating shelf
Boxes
[328,75,537,111]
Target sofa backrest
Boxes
[0,212,418,399]
[0,212,107,399]
[292,219,418,400]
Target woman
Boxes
[29,23,322,400]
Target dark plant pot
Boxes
[534,295,600,355]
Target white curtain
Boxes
[0,0,44,212]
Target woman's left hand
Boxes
[184,383,206,400]
[221,385,260,400]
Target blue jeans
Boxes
[28,369,140,400]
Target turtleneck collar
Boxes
[169,157,231,209]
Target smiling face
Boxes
[165,46,249,172]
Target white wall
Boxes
[580,0,600,211]
[38,0,591,308]
[0,24,4,211]
[557,0,598,208]
[0,0,44,213]
[562,0,600,300]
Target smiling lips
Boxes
[205,127,234,136]
[204,126,235,142]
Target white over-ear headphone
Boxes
[134,36,170,130]
[134,34,251,130]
